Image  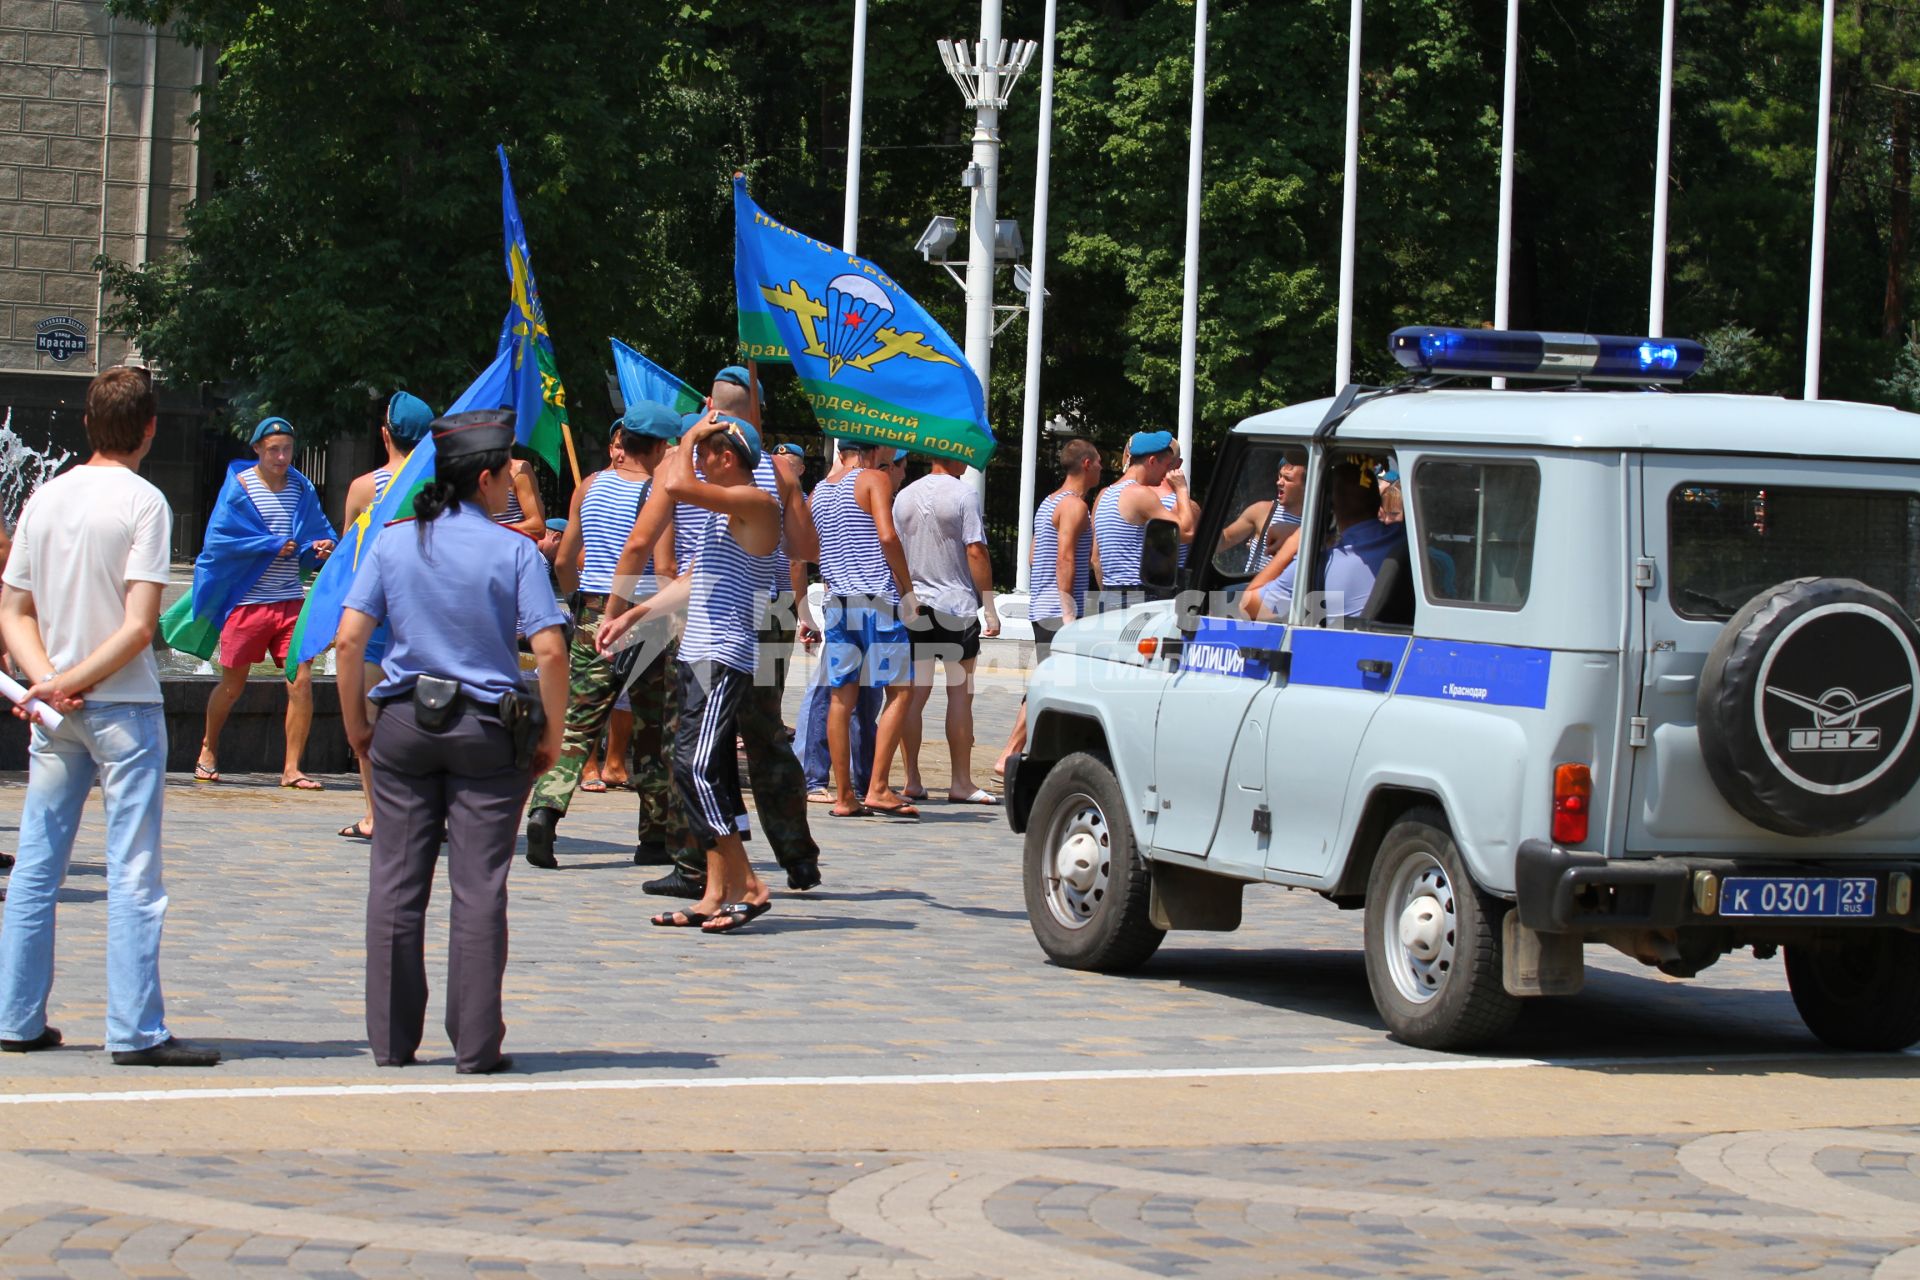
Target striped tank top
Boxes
[811,468,894,600]
[236,468,306,605]
[679,511,771,673]
[495,462,525,527]
[753,454,790,600]
[1246,500,1302,574]
[1092,478,1146,588]
[372,467,393,505]
[1159,489,1189,569]
[1029,490,1091,621]
[578,469,650,596]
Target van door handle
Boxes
[1357,659,1393,677]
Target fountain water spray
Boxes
[0,410,73,531]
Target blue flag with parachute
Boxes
[282,348,515,679]
[496,145,568,474]
[733,176,993,468]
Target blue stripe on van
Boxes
[1287,629,1410,693]
[1397,639,1551,709]
[1182,618,1286,681]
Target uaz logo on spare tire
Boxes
[1699,579,1920,837]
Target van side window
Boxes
[1413,460,1540,610]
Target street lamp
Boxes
[938,19,1037,497]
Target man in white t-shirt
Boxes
[0,367,219,1067]
[893,456,1001,804]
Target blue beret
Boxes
[250,416,294,445]
[711,413,762,468]
[680,411,706,432]
[616,401,681,442]
[714,365,753,390]
[1128,429,1174,457]
[386,391,433,443]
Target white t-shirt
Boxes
[893,471,988,617]
[3,465,173,703]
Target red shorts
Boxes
[220,599,303,669]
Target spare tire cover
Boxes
[1697,577,1920,837]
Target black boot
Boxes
[643,866,707,899]
[633,840,672,865]
[525,808,560,869]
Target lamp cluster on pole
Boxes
[939,11,1038,498]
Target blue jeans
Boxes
[0,701,171,1052]
[795,666,878,794]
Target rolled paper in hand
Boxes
[0,670,63,730]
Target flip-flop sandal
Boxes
[192,763,220,783]
[806,789,836,805]
[282,776,325,792]
[338,820,373,840]
[948,789,1001,805]
[651,909,712,927]
[901,787,931,802]
[703,901,771,933]
[828,805,873,818]
[580,778,609,794]
[864,801,920,820]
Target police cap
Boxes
[431,409,516,460]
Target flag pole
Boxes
[1491,0,1519,389]
[1648,0,1676,337]
[747,356,764,426]
[1015,0,1058,596]
[843,0,868,254]
[560,418,582,487]
[1805,0,1836,400]
[1334,0,1363,390]
[1174,0,1208,481]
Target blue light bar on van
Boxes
[1389,326,1706,384]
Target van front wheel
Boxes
[1022,752,1165,973]
[1363,808,1520,1050]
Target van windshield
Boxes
[1667,483,1920,621]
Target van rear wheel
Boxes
[1785,930,1920,1051]
[1023,752,1165,972]
[1363,808,1520,1050]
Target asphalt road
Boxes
[0,649,1912,1278]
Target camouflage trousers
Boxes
[673,595,819,877]
[529,604,695,860]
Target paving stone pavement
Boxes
[0,649,1914,1277]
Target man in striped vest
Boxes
[193,417,337,790]
[525,404,689,870]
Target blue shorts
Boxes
[823,597,913,689]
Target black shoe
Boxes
[112,1037,219,1067]
[524,808,559,869]
[643,867,707,899]
[633,840,672,866]
[457,1054,513,1075]
[786,860,822,892]
[0,1026,60,1053]
[0,852,15,870]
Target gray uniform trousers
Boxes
[366,699,531,1071]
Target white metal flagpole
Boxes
[1014,0,1058,596]
[842,0,868,254]
[1648,0,1675,336]
[1334,0,1362,389]
[1491,0,1519,388]
[1805,0,1836,400]
[1175,0,1207,480]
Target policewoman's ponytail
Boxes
[415,449,510,528]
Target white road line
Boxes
[0,1050,1891,1107]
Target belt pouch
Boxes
[412,675,462,733]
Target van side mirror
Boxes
[1141,518,1182,601]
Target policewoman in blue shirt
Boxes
[333,410,569,1074]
